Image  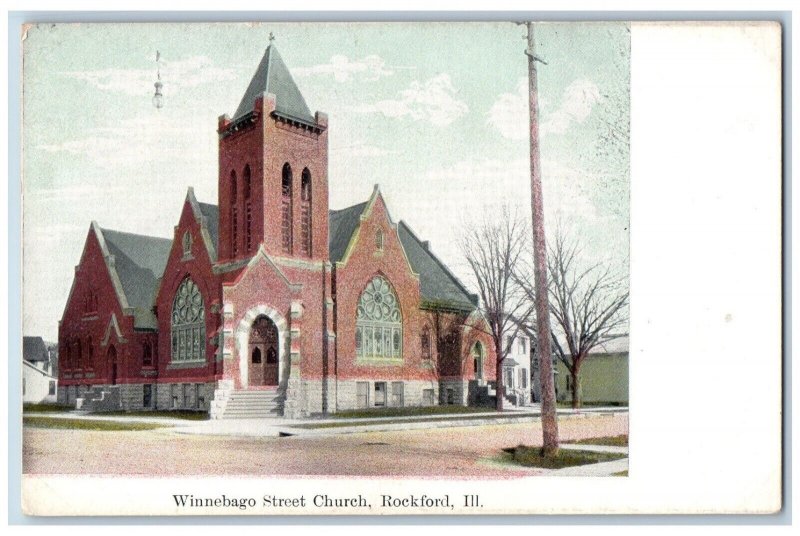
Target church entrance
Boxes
[248,316,279,387]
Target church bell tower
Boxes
[217,42,329,263]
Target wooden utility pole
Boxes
[523,21,559,455]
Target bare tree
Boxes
[459,208,534,411]
[547,231,629,409]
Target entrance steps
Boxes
[220,389,284,419]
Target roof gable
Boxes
[233,45,315,124]
[99,227,172,329]
[185,187,220,261]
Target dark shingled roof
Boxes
[397,221,478,311]
[198,202,220,256]
[328,202,367,263]
[233,45,315,124]
[101,228,173,330]
[23,336,49,362]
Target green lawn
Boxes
[330,406,497,419]
[23,416,166,432]
[506,446,626,469]
[565,435,629,447]
[557,401,627,408]
[612,470,628,476]
[296,412,525,429]
[22,403,73,413]
[99,410,209,421]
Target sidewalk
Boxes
[23,405,628,438]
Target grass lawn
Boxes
[612,470,628,476]
[557,401,627,409]
[295,412,524,429]
[23,416,166,432]
[22,403,73,413]
[565,435,628,447]
[99,410,209,421]
[506,446,626,469]
[330,406,497,419]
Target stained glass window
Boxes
[171,278,205,362]
[356,276,402,359]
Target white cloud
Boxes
[353,74,468,127]
[37,114,216,171]
[293,54,396,83]
[62,55,237,97]
[487,78,601,140]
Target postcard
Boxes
[18,20,782,516]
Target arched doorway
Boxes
[107,345,118,385]
[248,316,279,387]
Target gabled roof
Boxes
[328,198,478,312]
[198,202,220,253]
[397,221,478,311]
[233,44,315,124]
[96,226,172,330]
[23,336,48,362]
[328,201,368,264]
[185,187,220,262]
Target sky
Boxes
[22,21,629,341]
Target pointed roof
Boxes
[94,225,173,330]
[328,196,479,312]
[233,45,315,124]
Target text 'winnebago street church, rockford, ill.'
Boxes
[56,44,505,419]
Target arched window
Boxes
[244,164,253,252]
[355,276,402,360]
[472,342,484,380]
[171,278,206,362]
[182,231,192,257]
[375,228,384,251]
[142,341,153,366]
[281,163,293,254]
[76,339,83,369]
[300,168,312,256]
[420,327,432,360]
[230,170,239,257]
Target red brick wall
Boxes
[154,199,223,384]
[58,226,144,387]
[332,193,437,382]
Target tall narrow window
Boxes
[281,163,293,254]
[76,339,83,369]
[375,228,384,251]
[171,278,206,363]
[142,341,153,366]
[230,170,239,257]
[86,337,93,370]
[421,328,431,360]
[182,231,192,258]
[300,168,312,256]
[243,164,252,252]
[472,342,484,380]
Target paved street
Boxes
[23,413,627,477]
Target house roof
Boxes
[233,44,315,124]
[98,227,173,330]
[23,336,49,362]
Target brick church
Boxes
[57,44,497,418]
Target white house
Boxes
[23,336,57,404]
[501,333,533,406]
